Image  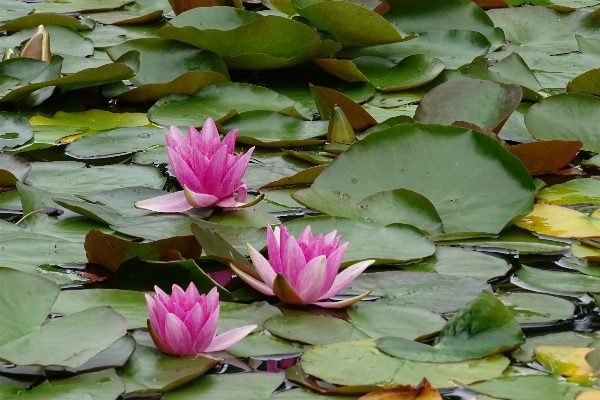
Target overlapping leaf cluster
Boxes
[2,0,600,398]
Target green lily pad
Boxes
[82,0,171,25]
[0,12,94,31]
[376,291,525,362]
[0,56,62,108]
[0,0,33,22]
[0,153,31,187]
[516,265,600,293]
[29,109,150,130]
[567,68,600,96]
[32,0,133,13]
[468,374,588,400]
[497,292,575,324]
[350,55,445,91]
[383,0,505,49]
[226,330,303,358]
[312,123,535,235]
[291,188,443,235]
[404,246,511,281]
[301,340,510,387]
[106,38,229,86]
[221,111,327,147]
[162,372,285,400]
[348,300,446,340]
[537,178,600,205]
[526,93,600,153]
[0,304,127,367]
[292,0,407,46]
[339,30,491,70]
[51,289,147,330]
[488,6,600,54]
[438,226,569,254]
[148,82,312,127]
[121,343,218,393]
[498,102,536,143]
[219,302,282,334]
[25,161,165,195]
[0,369,125,400]
[342,271,491,313]
[414,78,522,132]
[65,127,164,158]
[284,216,435,265]
[265,314,369,345]
[157,7,339,69]
[0,116,33,151]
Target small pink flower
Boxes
[231,225,374,308]
[135,118,254,212]
[145,284,255,356]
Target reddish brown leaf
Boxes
[470,0,508,9]
[506,140,582,175]
[310,84,377,131]
[358,378,442,400]
[85,230,202,272]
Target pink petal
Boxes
[135,191,192,213]
[190,147,211,188]
[267,225,282,274]
[221,128,238,155]
[183,186,219,208]
[185,282,202,305]
[247,243,277,287]
[145,294,160,335]
[164,313,193,355]
[219,147,254,196]
[191,304,220,352]
[235,182,248,203]
[281,235,306,288]
[205,287,219,313]
[295,255,328,303]
[207,270,232,287]
[320,243,348,297]
[318,260,375,300]
[171,284,186,308]
[166,126,188,155]
[215,195,243,208]
[197,118,221,157]
[298,225,313,246]
[183,302,204,340]
[205,325,257,352]
[313,291,372,308]
[204,145,229,196]
[167,144,199,191]
[229,264,275,296]
[154,286,171,309]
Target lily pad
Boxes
[515,203,600,238]
[227,331,303,357]
[221,111,327,147]
[525,93,600,153]
[512,331,600,363]
[0,25,94,58]
[0,153,31,187]
[51,288,148,330]
[516,265,600,293]
[376,291,525,362]
[0,116,33,151]
[537,179,600,205]
[265,314,369,345]
[506,140,582,175]
[342,271,491,313]
[414,78,522,132]
[82,0,171,25]
[291,188,443,235]
[311,123,535,234]
[339,30,491,70]
[301,340,510,387]
[65,127,164,159]
[29,109,150,130]
[157,7,339,69]
[0,0,33,22]
[292,0,407,46]
[383,0,505,49]
[0,12,93,31]
[284,216,435,265]
[468,374,588,400]
[32,0,133,13]
[148,82,312,127]
[348,300,446,340]
[497,292,576,324]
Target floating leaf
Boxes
[0,153,31,187]
[536,346,595,378]
[83,0,170,25]
[506,140,582,175]
[497,292,576,324]
[537,178,600,205]
[157,7,339,69]
[517,265,600,293]
[414,78,522,132]
[376,291,525,362]
[516,203,600,238]
[0,12,93,31]
[301,340,510,387]
[468,374,588,400]
[312,123,535,234]
[0,116,33,151]
[285,216,435,265]
[265,314,369,345]
[310,84,378,131]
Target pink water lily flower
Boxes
[135,118,254,212]
[146,284,256,356]
[230,225,374,308]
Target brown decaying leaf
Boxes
[470,0,508,9]
[506,140,582,175]
[285,365,382,395]
[85,230,202,272]
[358,378,442,400]
[310,84,377,131]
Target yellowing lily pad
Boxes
[516,203,600,238]
[535,346,595,378]
[537,179,600,205]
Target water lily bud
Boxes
[20,25,51,62]
[231,225,374,308]
[146,284,256,355]
[327,105,355,144]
